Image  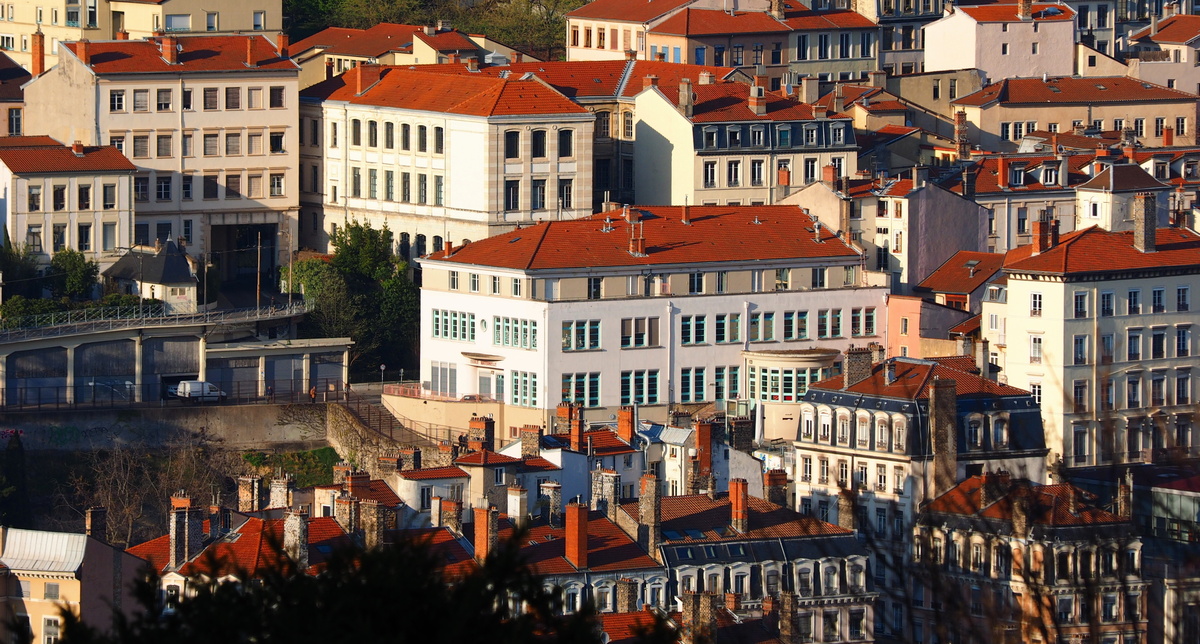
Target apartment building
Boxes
[634,74,858,206]
[924,1,1077,81]
[980,201,1200,471]
[0,51,27,136]
[564,0,703,62]
[414,204,888,429]
[298,64,594,255]
[847,0,943,74]
[0,136,135,271]
[23,34,300,279]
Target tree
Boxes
[46,248,99,299]
[0,237,42,299]
[332,0,423,30]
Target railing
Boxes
[3,377,342,411]
[0,301,310,343]
[2,304,167,329]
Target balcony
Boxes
[65,19,79,26]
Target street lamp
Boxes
[380,363,386,387]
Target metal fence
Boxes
[0,302,311,343]
[1,377,344,411]
[0,304,169,330]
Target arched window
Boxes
[993,417,1008,447]
[398,232,410,259]
[623,111,634,138]
[824,566,838,594]
[415,234,426,257]
[401,123,411,150]
[367,120,378,147]
[433,236,443,253]
[596,111,611,138]
[351,119,361,146]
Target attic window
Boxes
[679,547,694,559]
[1049,86,1061,93]
[1043,167,1059,185]
[684,528,706,539]
[1095,84,1108,90]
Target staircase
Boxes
[339,391,438,450]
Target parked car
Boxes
[176,381,227,403]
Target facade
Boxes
[0,52,28,137]
[1125,13,1200,92]
[23,34,300,279]
[914,250,1008,313]
[884,294,974,358]
[980,207,1200,470]
[923,1,1077,81]
[102,241,199,314]
[634,75,858,206]
[0,136,135,272]
[299,64,594,255]
[414,204,888,428]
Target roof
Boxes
[0,51,30,102]
[0,528,88,572]
[599,610,663,644]
[517,456,561,473]
[1003,225,1200,275]
[811,357,1031,399]
[391,526,478,577]
[567,0,695,24]
[301,66,588,117]
[956,3,1075,22]
[952,76,1198,107]
[423,205,859,270]
[102,242,196,285]
[0,140,135,174]
[651,9,790,35]
[398,465,470,480]
[455,450,522,466]
[290,24,481,59]
[479,512,662,574]
[64,35,298,74]
[1075,163,1168,192]
[926,475,1126,527]
[1022,128,1123,151]
[539,428,638,455]
[1130,14,1200,44]
[660,80,842,123]
[353,479,403,507]
[619,492,850,543]
[941,153,1099,196]
[916,250,1007,294]
[782,6,878,29]
[948,314,982,335]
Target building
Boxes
[0,136,135,272]
[102,241,199,313]
[914,250,1008,313]
[411,204,888,431]
[1124,12,1200,93]
[634,74,858,206]
[923,0,1077,81]
[298,64,594,255]
[951,75,1198,152]
[0,52,29,136]
[981,206,1200,471]
[564,0,709,62]
[23,34,300,279]
[884,294,975,358]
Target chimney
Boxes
[1030,217,1059,254]
[361,499,389,549]
[638,474,662,557]
[1133,192,1157,253]
[519,426,542,458]
[116,30,129,40]
[333,496,360,533]
[71,140,84,157]
[507,486,528,528]
[569,417,586,453]
[76,39,92,67]
[425,24,436,36]
[467,57,479,72]
[1012,493,1030,538]
[870,342,887,365]
[764,469,789,506]
[961,167,977,200]
[168,495,204,569]
[1152,11,1159,35]
[770,0,785,18]
[885,361,897,384]
[630,231,646,256]
[929,378,958,500]
[778,591,798,641]
[449,52,461,64]
[822,163,838,186]
[238,476,263,512]
[837,489,856,530]
[1018,0,1032,19]
[997,156,1010,189]
[325,60,334,80]
[161,35,178,64]
[625,49,637,61]
[209,504,231,539]
[868,70,887,88]
[564,502,588,569]
[913,165,929,189]
[1117,470,1132,519]
[31,30,44,77]
[617,406,636,444]
[749,84,767,116]
[555,401,576,434]
[283,510,309,570]
[655,51,666,61]
[590,468,620,520]
[680,592,720,644]
[832,83,845,113]
[975,338,991,379]
[730,478,749,533]
[271,472,296,508]
[355,65,364,95]
[615,579,639,613]
[469,415,495,452]
[440,498,463,534]
[800,75,819,104]
[698,70,715,85]
[643,74,659,89]
[246,36,256,67]
[277,32,289,58]
[85,507,107,542]
[436,19,449,31]
[843,347,874,388]
[398,447,422,471]
[473,506,498,563]
[430,496,444,527]
[444,239,453,257]
[979,472,1000,508]
[541,481,563,527]
[1066,486,1078,515]
[693,421,714,475]
[514,52,523,63]
[681,203,691,225]
[679,78,693,117]
[726,592,742,612]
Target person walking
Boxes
[309,386,317,404]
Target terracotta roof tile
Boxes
[957,3,1075,21]
[948,314,982,335]
[394,526,479,578]
[941,153,1099,196]
[399,465,470,480]
[651,9,790,35]
[0,142,136,174]
[1022,129,1123,151]
[669,81,843,123]
[585,429,638,456]
[916,250,1006,294]
[927,475,1126,527]
[356,480,403,506]
[782,6,879,28]
[620,493,849,542]
[811,358,1030,399]
[567,0,695,23]
[953,76,1197,107]
[518,456,562,473]
[599,611,661,644]
[1003,225,1200,275]
[64,35,297,74]
[423,205,859,270]
[1076,163,1168,191]
[1130,14,1200,44]
[456,450,522,466]
[477,512,662,574]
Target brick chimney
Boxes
[822,163,838,186]
[997,156,1009,189]
[693,420,714,476]
[541,481,563,527]
[590,468,620,520]
[1017,0,1032,19]
[168,494,204,570]
[730,477,749,533]
[643,74,659,89]
[843,346,873,388]
[246,36,257,67]
[161,35,177,64]
[116,30,129,40]
[679,78,694,117]
[271,472,296,508]
[615,578,639,612]
[698,70,715,85]
[469,415,496,452]
[467,57,479,72]
[638,474,662,557]
[31,30,44,77]
[616,406,636,444]
[513,51,523,63]
[749,84,767,116]
[77,39,91,66]
[277,32,289,58]
[360,499,387,549]
[929,378,958,500]
[569,416,586,453]
[440,498,463,534]
[764,469,788,506]
[625,49,637,61]
[71,140,84,157]
[778,591,798,641]
[680,592,719,644]
[1012,493,1030,538]
[283,510,309,570]
[473,506,498,563]
[564,502,588,569]
[507,486,528,528]
[1133,191,1157,253]
[1031,217,1059,254]
[85,507,107,542]
[238,476,263,512]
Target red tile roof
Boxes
[423,205,860,270]
[518,456,562,473]
[665,81,844,123]
[479,512,662,574]
[783,6,878,28]
[812,357,1031,399]
[599,610,662,644]
[414,29,479,52]
[585,429,638,456]
[64,35,297,74]
[620,492,849,542]
[928,354,982,373]
[301,66,588,116]
[941,153,1099,196]
[0,135,60,147]
[398,465,470,480]
[290,24,479,58]
[0,140,135,174]
[355,479,403,507]
[456,450,522,466]
[651,9,790,35]
[948,314,982,335]
[916,250,1007,294]
[953,76,1198,107]
[1003,225,1200,275]
[397,526,479,577]
[1023,129,1123,151]
[1130,14,1200,44]
[926,475,1125,527]
[957,3,1075,21]
[1076,163,1168,192]
[567,0,694,23]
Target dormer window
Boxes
[832,126,845,145]
[703,128,718,148]
[1155,162,1169,180]
[727,126,742,146]
[750,126,765,146]
[1010,165,1025,186]
[1043,167,1058,185]
[777,125,792,147]
[804,126,818,146]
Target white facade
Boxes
[924,5,1076,80]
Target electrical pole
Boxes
[256,230,262,312]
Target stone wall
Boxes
[324,404,407,479]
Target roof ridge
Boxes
[614,58,637,98]
[523,221,553,270]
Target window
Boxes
[270,174,284,197]
[1128,376,1141,407]
[558,179,572,209]
[1030,335,1043,364]
[558,130,573,157]
[681,315,707,344]
[7,107,19,135]
[1128,330,1142,361]
[1074,335,1088,365]
[620,370,659,404]
[680,367,705,402]
[504,180,519,211]
[225,87,241,110]
[510,370,538,407]
[109,90,125,112]
[562,320,601,351]
[1074,291,1088,318]
[156,176,171,201]
[748,311,774,341]
[1154,287,1166,313]
[1102,291,1114,316]
[727,160,740,187]
[1178,327,1191,357]
[1153,330,1166,359]
[504,130,519,158]
[432,309,477,341]
[43,617,60,644]
[620,317,660,348]
[156,134,172,158]
[715,313,740,343]
[531,179,546,210]
[1031,292,1043,316]
[203,133,219,156]
[703,162,717,188]
[132,135,149,158]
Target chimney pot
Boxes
[565,502,588,569]
[625,49,637,61]
[467,58,479,72]
[277,32,289,59]
[71,140,84,156]
[730,478,749,533]
[31,30,44,77]
[246,36,256,67]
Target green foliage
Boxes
[0,236,42,299]
[333,0,423,29]
[241,451,269,469]
[240,447,339,487]
[46,248,100,299]
[330,221,396,283]
[0,295,66,321]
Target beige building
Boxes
[23,34,300,279]
[923,1,1077,81]
[299,64,594,256]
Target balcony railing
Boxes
[1031,309,1042,317]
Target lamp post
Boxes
[380,363,386,387]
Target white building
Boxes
[23,34,300,280]
[923,0,1076,81]
[414,204,889,435]
[298,64,595,256]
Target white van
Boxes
[176,381,227,402]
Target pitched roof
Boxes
[517,456,562,473]
[619,492,850,543]
[811,357,1031,399]
[926,475,1125,527]
[948,314,982,335]
[1002,225,1200,275]
[0,529,88,572]
[599,610,663,644]
[478,512,662,574]
[0,140,135,174]
[0,51,30,102]
[63,35,297,74]
[952,76,1198,107]
[662,81,841,123]
[782,6,878,29]
[301,66,588,117]
[391,527,479,577]
[916,250,1007,294]
[1022,128,1123,151]
[956,3,1075,21]
[354,479,403,507]
[455,450,522,466]
[567,0,695,24]
[1075,163,1168,191]
[650,8,790,35]
[423,205,860,270]
[1130,14,1200,44]
[102,242,196,285]
[398,465,470,480]
[940,153,1099,196]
